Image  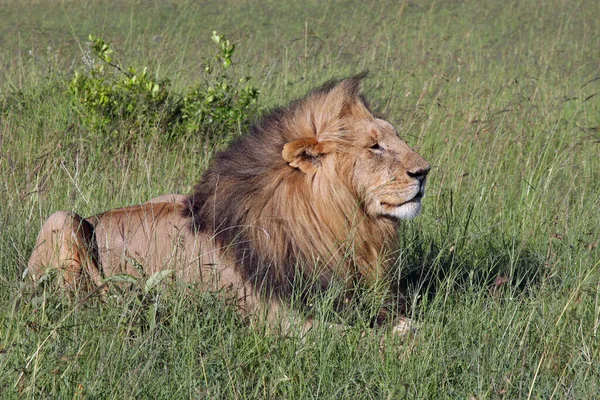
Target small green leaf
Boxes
[144,269,174,293]
[104,274,138,285]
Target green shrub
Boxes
[69,32,259,145]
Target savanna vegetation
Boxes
[1,0,599,398]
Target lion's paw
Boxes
[378,318,418,352]
[391,317,416,336]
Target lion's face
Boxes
[281,76,430,221]
[343,117,430,220]
[283,116,430,221]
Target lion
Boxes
[26,74,430,335]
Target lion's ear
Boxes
[282,138,335,173]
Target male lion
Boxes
[27,74,430,334]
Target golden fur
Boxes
[27,74,430,333]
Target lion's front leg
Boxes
[27,211,103,291]
[232,284,317,337]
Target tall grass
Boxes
[1,0,599,398]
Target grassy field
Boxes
[1,0,600,398]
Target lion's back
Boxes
[90,202,234,285]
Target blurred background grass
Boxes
[1,0,599,397]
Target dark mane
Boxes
[183,73,395,297]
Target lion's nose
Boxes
[406,165,430,182]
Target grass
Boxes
[1,0,599,398]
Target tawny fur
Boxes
[27,74,430,333]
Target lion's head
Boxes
[185,73,430,296]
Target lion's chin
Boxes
[381,200,422,220]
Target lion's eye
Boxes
[369,143,383,152]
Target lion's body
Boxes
[89,202,210,281]
[27,74,430,333]
[28,202,244,293]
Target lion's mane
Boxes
[184,74,398,298]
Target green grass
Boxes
[1,0,600,398]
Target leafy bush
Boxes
[180,33,259,142]
[69,32,259,145]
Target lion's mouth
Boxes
[381,192,423,208]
